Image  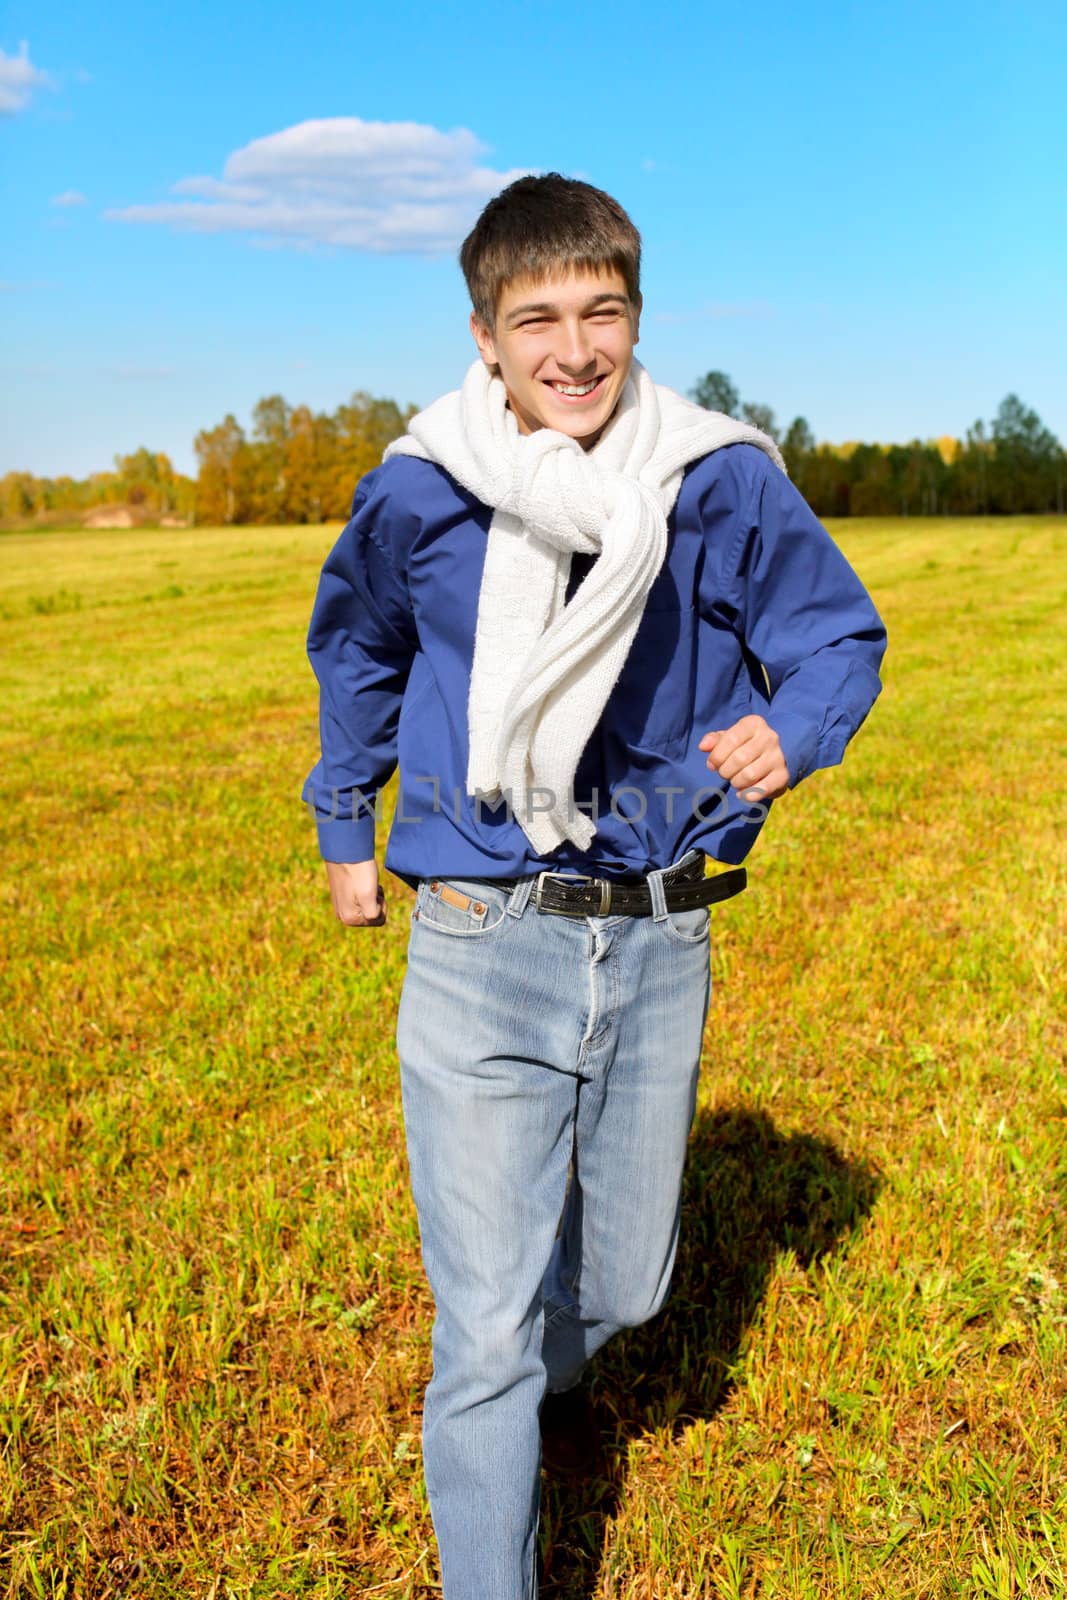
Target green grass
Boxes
[1,515,1065,1598]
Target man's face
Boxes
[470,265,641,451]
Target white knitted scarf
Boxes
[384,357,785,855]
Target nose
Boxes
[556,317,596,376]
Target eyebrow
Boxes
[504,292,629,327]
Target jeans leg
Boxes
[396,880,586,1600]
[540,1157,584,1393]
[540,897,712,1392]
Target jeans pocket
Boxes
[414,876,511,939]
[658,903,711,944]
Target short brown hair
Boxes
[460,173,642,332]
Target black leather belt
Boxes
[471,855,747,918]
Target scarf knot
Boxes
[498,431,610,554]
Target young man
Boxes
[303,174,887,1600]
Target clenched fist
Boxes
[698,714,791,802]
[324,859,387,928]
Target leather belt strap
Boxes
[470,857,747,918]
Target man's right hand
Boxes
[324,859,386,928]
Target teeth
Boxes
[551,378,599,396]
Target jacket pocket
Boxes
[610,602,696,757]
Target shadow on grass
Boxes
[539,1106,882,1598]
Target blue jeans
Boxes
[395,849,713,1600]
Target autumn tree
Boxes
[333,393,414,514]
[1,473,37,518]
[194,416,252,525]
[284,405,338,524]
[247,396,291,523]
[112,448,190,514]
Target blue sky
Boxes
[2,0,1064,478]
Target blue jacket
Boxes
[302,443,887,890]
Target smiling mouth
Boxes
[544,375,606,398]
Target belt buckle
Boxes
[534,870,594,916]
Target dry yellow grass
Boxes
[1,515,1064,1597]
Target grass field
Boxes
[1,514,1065,1598]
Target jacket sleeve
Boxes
[301,470,419,861]
[724,453,888,788]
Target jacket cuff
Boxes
[315,810,379,864]
[764,708,821,789]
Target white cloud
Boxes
[51,189,87,207]
[0,42,51,115]
[106,116,532,255]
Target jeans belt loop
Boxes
[647,864,669,922]
[505,878,535,919]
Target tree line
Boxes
[690,372,1065,517]
[2,379,1063,528]
[191,393,415,527]
[1,448,196,525]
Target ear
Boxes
[470,309,499,368]
[631,292,642,346]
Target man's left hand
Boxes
[699,715,791,802]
